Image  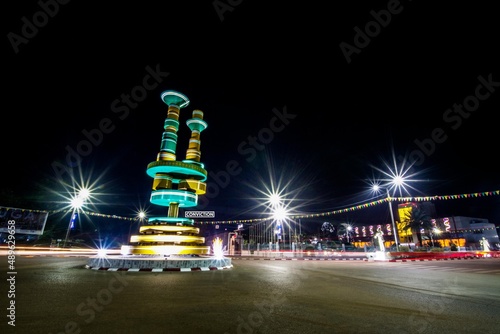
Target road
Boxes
[1,253,499,334]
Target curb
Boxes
[388,256,485,262]
[84,265,233,271]
[231,257,367,261]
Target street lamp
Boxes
[386,189,399,252]
[372,185,399,252]
[63,188,90,248]
[268,193,290,250]
[370,156,419,252]
[128,210,146,243]
[340,222,353,243]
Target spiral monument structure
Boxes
[121,90,210,256]
[87,90,232,271]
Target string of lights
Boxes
[203,190,500,225]
[36,189,499,225]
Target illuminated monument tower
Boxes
[121,90,210,256]
[87,90,231,270]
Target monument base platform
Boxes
[85,255,233,272]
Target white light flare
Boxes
[97,248,108,257]
[272,204,289,222]
[212,237,224,259]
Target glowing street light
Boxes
[370,154,421,252]
[128,210,147,243]
[63,188,90,248]
[346,224,353,243]
[340,222,353,243]
[269,193,282,208]
[372,184,400,252]
[268,193,290,248]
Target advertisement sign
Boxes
[0,206,48,235]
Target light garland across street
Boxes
[43,190,499,225]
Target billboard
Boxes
[0,206,49,235]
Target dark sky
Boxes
[2,1,500,228]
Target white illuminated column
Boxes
[212,237,224,259]
[273,206,286,244]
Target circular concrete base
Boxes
[85,255,232,272]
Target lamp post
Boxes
[372,185,399,252]
[129,211,146,243]
[371,158,417,252]
[386,189,399,252]
[63,208,77,248]
[347,225,353,244]
[340,222,353,244]
[63,188,90,248]
[268,193,290,251]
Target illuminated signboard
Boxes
[0,206,48,235]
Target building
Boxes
[443,216,499,249]
[396,202,499,249]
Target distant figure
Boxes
[374,230,385,252]
[480,237,490,251]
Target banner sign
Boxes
[184,211,215,218]
[0,206,49,235]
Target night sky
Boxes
[2,1,500,235]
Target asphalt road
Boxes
[1,255,500,334]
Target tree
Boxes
[320,222,335,237]
[402,203,434,247]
